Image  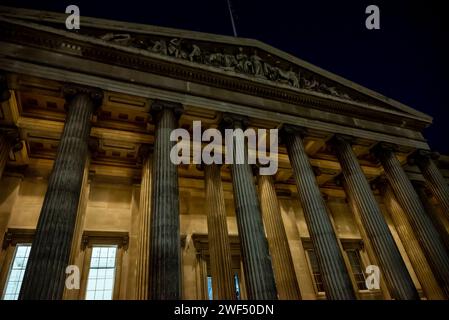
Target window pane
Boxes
[85,245,117,300]
[207,276,213,300]
[2,244,32,300]
[234,273,241,300]
[346,249,367,290]
[306,249,325,293]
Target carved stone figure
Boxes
[150,39,168,55]
[168,38,188,59]
[223,54,238,70]
[100,33,132,46]
[97,33,354,100]
[236,47,252,74]
[304,77,320,90]
[207,52,224,66]
[263,63,279,81]
[189,44,202,63]
[251,50,264,77]
[277,67,300,88]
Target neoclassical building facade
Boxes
[0,7,448,300]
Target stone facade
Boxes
[0,6,448,300]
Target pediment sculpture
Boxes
[98,32,354,101]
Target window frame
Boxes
[304,248,326,296]
[2,243,32,300]
[78,231,128,300]
[0,228,34,299]
[189,233,247,300]
[302,237,373,298]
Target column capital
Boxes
[408,149,440,165]
[0,72,11,102]
[330,133,356,146]
[62,84,103,107]
[280,124,307,139]
[221,113,249,129]
[151,99,183,119]
[370,142,397,159]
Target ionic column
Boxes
[63,156,91,300]
[224,114,278,300]
[412,151,449,220]
[257,174,301,300]
[204,164,236,300]
[20,85,102,300]
[332,136,418,300]
[136,146,152,300]
[412,181,449,251]
[149,100,183,300]
[381,181,445,299]
[373,144,449,296]
[283,126,355,300]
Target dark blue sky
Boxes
[3,0,448,153]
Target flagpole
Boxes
[227,0,238,37]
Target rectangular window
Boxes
[345,249,367,290]
[206,273,242,300]
[85,245,117,300]
[207,275,213,300]
[305,249,325,294]
[2,244,31,300]
[234,273,241,300]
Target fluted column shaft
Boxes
[334,137,418,299]
[284,128,355,300]
[382,183,445,299]
[415,153,449,220]
[204,164,236,300]
[413,181,449,251]
[0,133,9,179]
[375,146,449,296]
[149,101,182,300]
[136,154,152,299]
[228,119,278,299]
[63,157,91,300]
[258,174,301,300]
[20,91,98,300]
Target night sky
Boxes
[3,0,448,153]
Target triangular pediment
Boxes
[0,6,432,127]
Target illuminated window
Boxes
[206,273,242,300]
[345,249,367,290]
[2,244,31,300]
[305,249,325,294]
[207,276,213,300]
[85,246,117,300]
[234,273,241,300]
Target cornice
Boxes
[0,5,433,123]
[0,16,432,132]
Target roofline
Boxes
[0,5,433,123]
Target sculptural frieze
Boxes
[98,32,354,101]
